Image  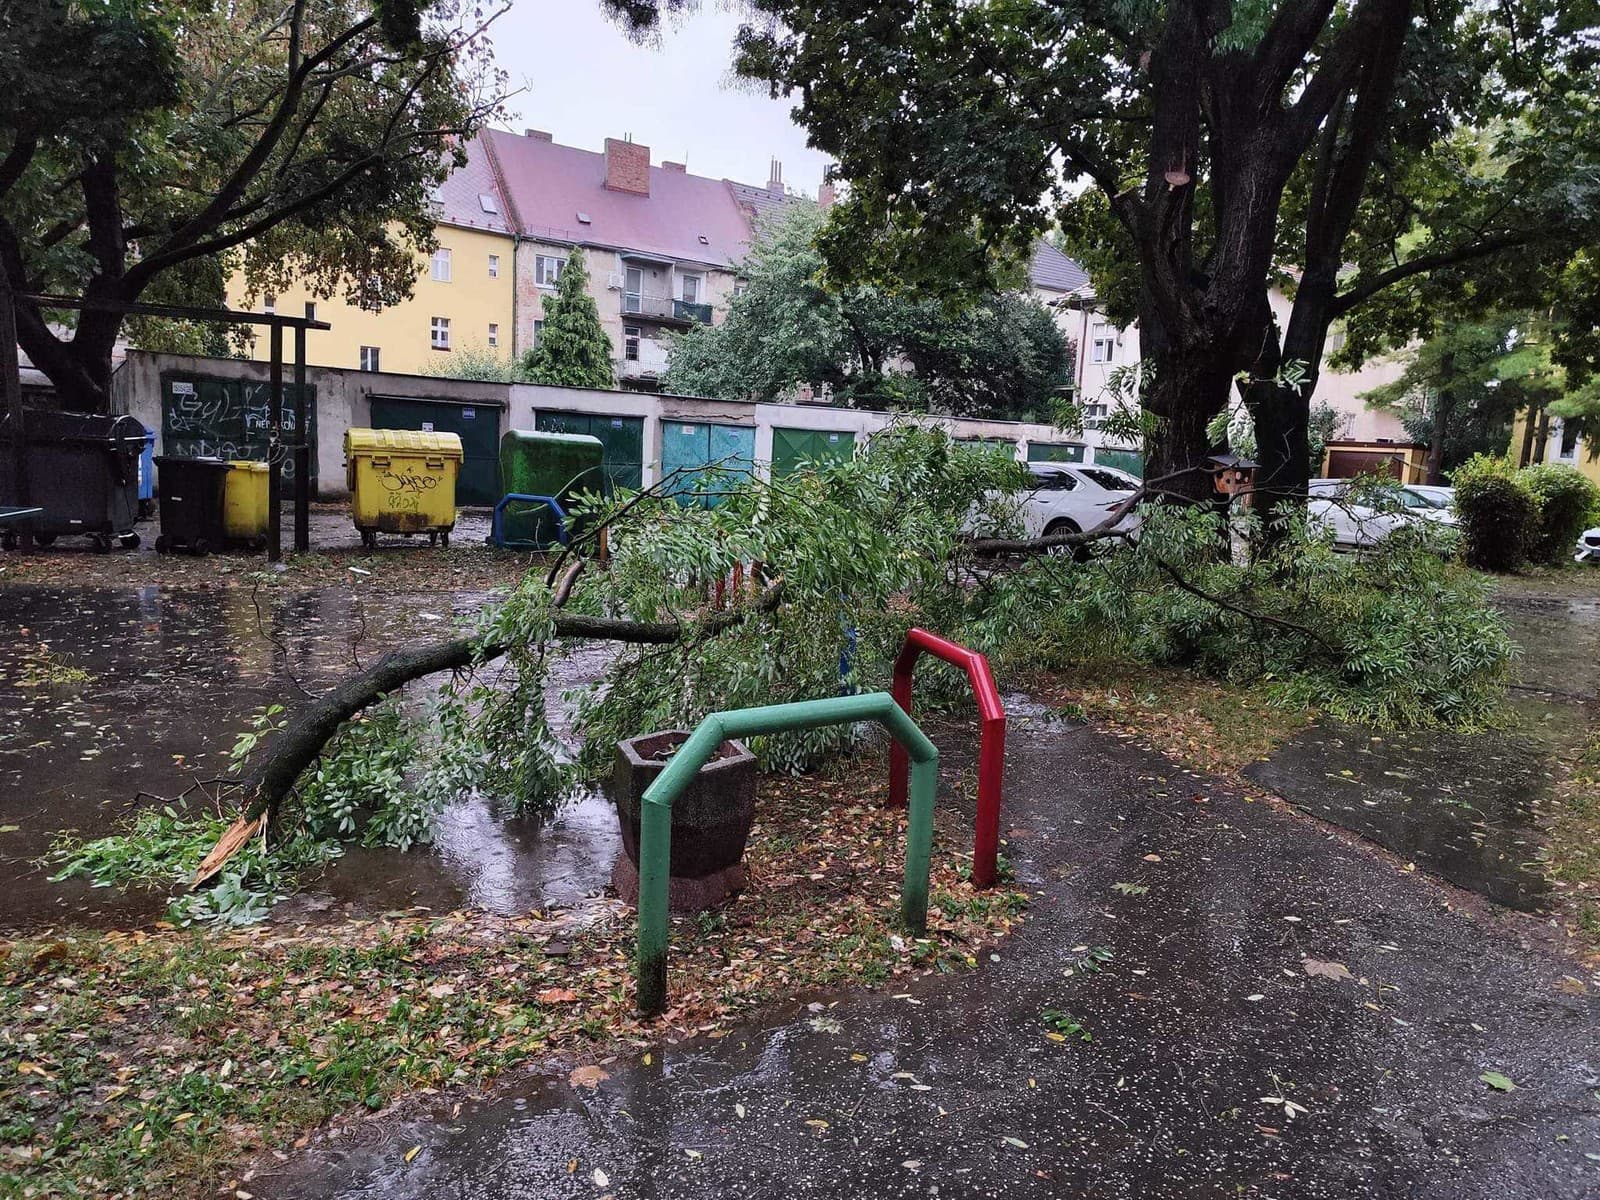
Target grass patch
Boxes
[1,768,1025,1198]
[1023,661,1316,777]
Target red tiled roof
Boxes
[477,129,754,267]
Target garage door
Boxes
[1326,450,1404,480]
[533,410,645,491]
[661,421,755,507]
[771,427,854,478]
[1093,448,1144,478]
[1027,441,1085,464]
[369,396,501,506]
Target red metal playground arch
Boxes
[887,628,1006,889]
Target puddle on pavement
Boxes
[0,584,621,933]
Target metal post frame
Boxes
[887,628,1006,890]
[490,493,568,549]
[636,692,938,1016]
[293,324,309,553]
[267,323,283,562]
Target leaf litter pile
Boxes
[1,768,1027,1198]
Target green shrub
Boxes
[1008,504,1511,728]
[1521,463,1600,565]
[1450,455,1538,572]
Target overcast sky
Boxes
[489,1,833,194]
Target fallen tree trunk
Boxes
[218,585,785,846]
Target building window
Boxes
[535,254,567,287]
[359,346,380,372]
[358,276,382,312]
[624,324,641,362]
[681,275,700,304]
[532,319,545,345]
[262,295,276,315]
[431,247,452,282]
[488,254,500,278]
[1559,419,1580,461]
[488,323,499,348]
[431,317,450,350]
[623,266,644,314]
[1091,325,1115,363]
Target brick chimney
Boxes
[662,161,686,173]
[524,128,553,141]
[605,136,651,196]
[767,158,784,196]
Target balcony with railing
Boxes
[621,291,713,325]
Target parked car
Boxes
[1405,484,1455,511]
[1008,462,1144,543]
[1307,477,1457,549]
[1575,527,1600,563]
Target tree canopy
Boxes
[520,249,615,390]
[0,0,504,410]
[664,203,1073,420]
[613,0,1600,504]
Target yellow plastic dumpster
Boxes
[223,460,270,549]
[344,428,463,549]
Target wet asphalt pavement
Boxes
[7,577,1600,1197]
[267,705,1600,1199]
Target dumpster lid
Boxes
[345,428,464,459]
[502,429,603,450]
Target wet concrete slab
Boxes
[0,584,618,932]
[265,712,1600,1199]
[1244,593,1597,913]
[1243,698,1577,912]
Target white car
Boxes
[1011,463,1144,542]
[1575,528,1600,563]
[1307,478,1457,549]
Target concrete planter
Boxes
[610,729,757,912]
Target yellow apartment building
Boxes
[225,153,516,376]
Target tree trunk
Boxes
[1532,408,1552,465]
[1518,405,1538,466]
[1425,388,1455,484]
[1141,344,1234,502]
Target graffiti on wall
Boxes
[161,374,317,483]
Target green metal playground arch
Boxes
[635,692,939,1016]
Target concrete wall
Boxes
[112,350,512,499]
[113,350,1137,499]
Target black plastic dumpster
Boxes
[153,456,230,555]
[0,410,144,552]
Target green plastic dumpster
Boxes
[496,430,606,548]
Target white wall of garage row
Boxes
[111,350,1135,500]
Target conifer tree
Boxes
[522,249,614,389]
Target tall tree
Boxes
[520,249,615,390]
[613,0,1600,504]
[0,0,504,411]
[665,203,1072,419]
[1358,316,1543,483]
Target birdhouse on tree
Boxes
[1206,453,1258,498]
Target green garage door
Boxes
[660,421,755,507]
[369,395,501,505]
[533,410,645,491]
[1027,441,1086,464]
[955,437,1018,458]
[771,427,855,478]
[1094,448,1144,478]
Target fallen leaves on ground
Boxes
[1302,958,1354,982]
[0,770,1026,1199]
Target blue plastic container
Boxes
[137,424,156,517]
